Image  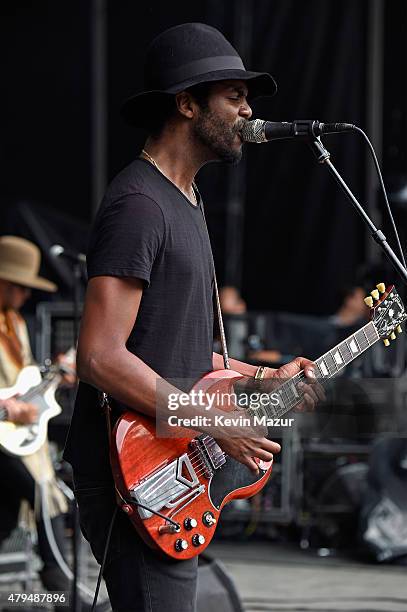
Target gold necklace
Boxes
[140,149,197,206]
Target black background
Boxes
[2,0,407,314]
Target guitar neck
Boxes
[20,347,75,402]
[251,320,380,420]
[19,372,61,403]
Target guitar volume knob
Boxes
[192,534,206,547]
[184,517,198,530]
[174,539,188,552]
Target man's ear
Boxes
[175,91,198,119]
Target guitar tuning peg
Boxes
[390,332,396,340]
[383,338,390,347]
[364,296,374,307]
[397,325,403,334]
[371,289,380,300]
[376,282,386,294]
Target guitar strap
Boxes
[99,390,112,439]
[198,199,230,370]
[100,390,128,509]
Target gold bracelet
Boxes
[254,365,268,381]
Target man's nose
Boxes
[239,100,252,119]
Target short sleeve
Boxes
[87,193,165,286]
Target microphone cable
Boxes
[350,126,406,270]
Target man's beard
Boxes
[193,108,244,165]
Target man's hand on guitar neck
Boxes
[2,398,38,424]
[264,356,326,411]
[213,353,325,411]
[214,357,324,473]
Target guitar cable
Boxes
[116,487,181,528]
[39,480,96,600]
[90,491,181,610]
[91,505,118,612]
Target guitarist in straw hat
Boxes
[0,235,72,592]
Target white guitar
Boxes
[0,348,75,457]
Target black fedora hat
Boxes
[121,23,277,127]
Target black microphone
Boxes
[50,244,86,263]
[240,119,355,143]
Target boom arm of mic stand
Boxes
[309,138,407,286]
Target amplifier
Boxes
[35,301,83,433]
[35,301,83,363]
[216,429,301,536]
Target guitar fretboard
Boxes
[0,373,61,423]
[247,321,380,420]
[20,376,57,403]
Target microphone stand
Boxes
[308,138,407,286]
[69,261,86,612]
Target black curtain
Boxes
[1,1,92,222]
[241,0,368,314]
[2,1,375,316]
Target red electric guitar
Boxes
[110,284,406,559]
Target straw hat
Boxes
[0,236,57,292]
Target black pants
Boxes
[73,476,198,612]
[0,451,68,587]
[0,451,35,539]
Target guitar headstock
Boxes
[364,283,407,345]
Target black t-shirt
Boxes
[63,158,214,481]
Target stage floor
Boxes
[208,540,407,612]
[0,538,405,611]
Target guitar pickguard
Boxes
[208,456,267,509]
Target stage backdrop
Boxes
[4,0,405,314]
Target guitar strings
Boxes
[138,445,223,499]
[138,447,262,511]
[136,382,322,511]
[140,453,266,511]
[138,445,224,499]
[130,358,359,511]
[141,377,327,510]
[141,384,308,508]
[128,325,384,516]
[139,464,215,510]
[137,449,227,509]
[20,378,53,402]
[136,444,219,499]
[137,468,206,509]
[150,370,364,509]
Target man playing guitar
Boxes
[64,23,323,612]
